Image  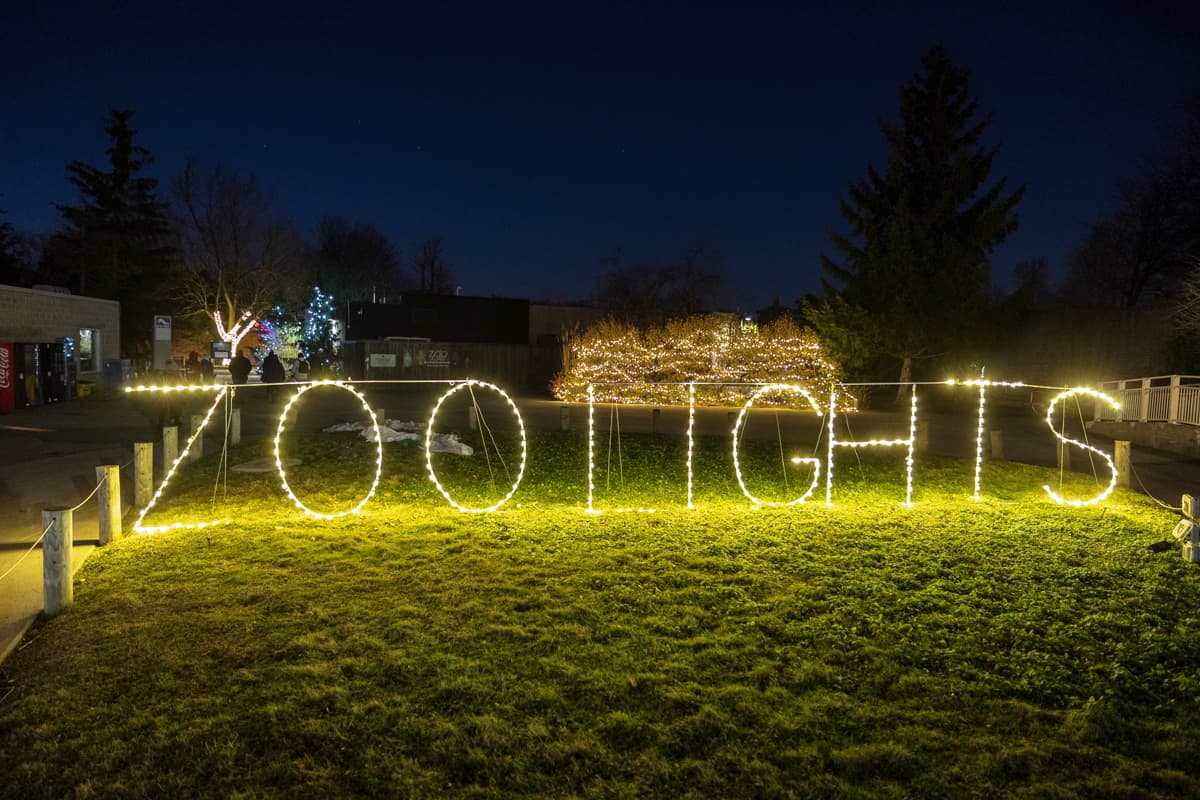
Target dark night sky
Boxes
[3,1,1198,313]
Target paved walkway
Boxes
[3,383,1198,665]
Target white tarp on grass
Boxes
[323,420,474,456]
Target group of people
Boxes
[175,348,310,398]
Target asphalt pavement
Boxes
[3,381,1199,665]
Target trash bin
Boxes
[103,358,132,390]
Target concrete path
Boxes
[4,382,1198,666]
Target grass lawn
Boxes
[2,424,1199,798]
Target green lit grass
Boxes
[2,431,1198,798]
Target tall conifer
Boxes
[820,46,1023,393]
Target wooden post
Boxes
[1140,377,1152,422]
[375,408,386,429]
[42,507,72,617]
[134,442,153,508]
[989,430,1005,461]
[468,406,478,430]
[95,465,121,546]
[916,421,929,454]
[560,406,570,431]
[1181,495,1200,563]
[1114,440,1131,488]
[230,406,241,446]
[162,425,178,473]
[189,414,204,462]
[1168,375,1181,424]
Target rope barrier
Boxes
[0,520,53,585]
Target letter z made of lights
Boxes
[425,379,528,513]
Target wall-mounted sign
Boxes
[369,353,397,368]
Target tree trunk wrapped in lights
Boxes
[557,313,847,408]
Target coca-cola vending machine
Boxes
[0,342,14,412]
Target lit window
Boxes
[79,328,98,372]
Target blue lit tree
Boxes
[300,286,339,372]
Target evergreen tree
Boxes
[43,110,177,358]
[300,287,339,371]
[819,46,1024,395]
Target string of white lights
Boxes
[426,379,527,513]
[686,382,695,509]
[826,385,917,507]
[276,381,383,519]
[974,382,986,501]
[731,383,823,507]
[587,383,598,514]
[133,387,229,533]
[1042,387,1120,507]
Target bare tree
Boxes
[1171,256,1200,331]
[591,241,728,326]
[171,160,312,342]
[315,215,406,304]
[412,236,457,293]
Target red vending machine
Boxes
[0,342,13,412]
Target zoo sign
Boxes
[125,378,1119,534]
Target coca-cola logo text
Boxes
[0,346,11,390]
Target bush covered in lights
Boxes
[557,314,846,406]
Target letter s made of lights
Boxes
[1043,387,1119,507]
[731,383,823,507]
[425,379,528,513]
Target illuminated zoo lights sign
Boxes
[125,378,1120,534]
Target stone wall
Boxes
[0,284,121,377]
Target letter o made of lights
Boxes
[275,380,383,519]
[426,379,528,513]
[732,383,822,507]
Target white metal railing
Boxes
[1096,375,1200,426]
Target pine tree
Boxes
[820,46,1024,395]
[300,287,338,370]
[45,110,177,357]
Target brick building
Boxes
[0,283,120,409]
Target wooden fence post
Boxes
[162,425,178,473]
[1114,440,1131,488]
[189,414,204,462]
[95,465,122,546]
[989,430,1005,461]
[42,507,72,617]
[134,442,153,508]
[1058,440,1071,473]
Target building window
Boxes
[79,328,98,372]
